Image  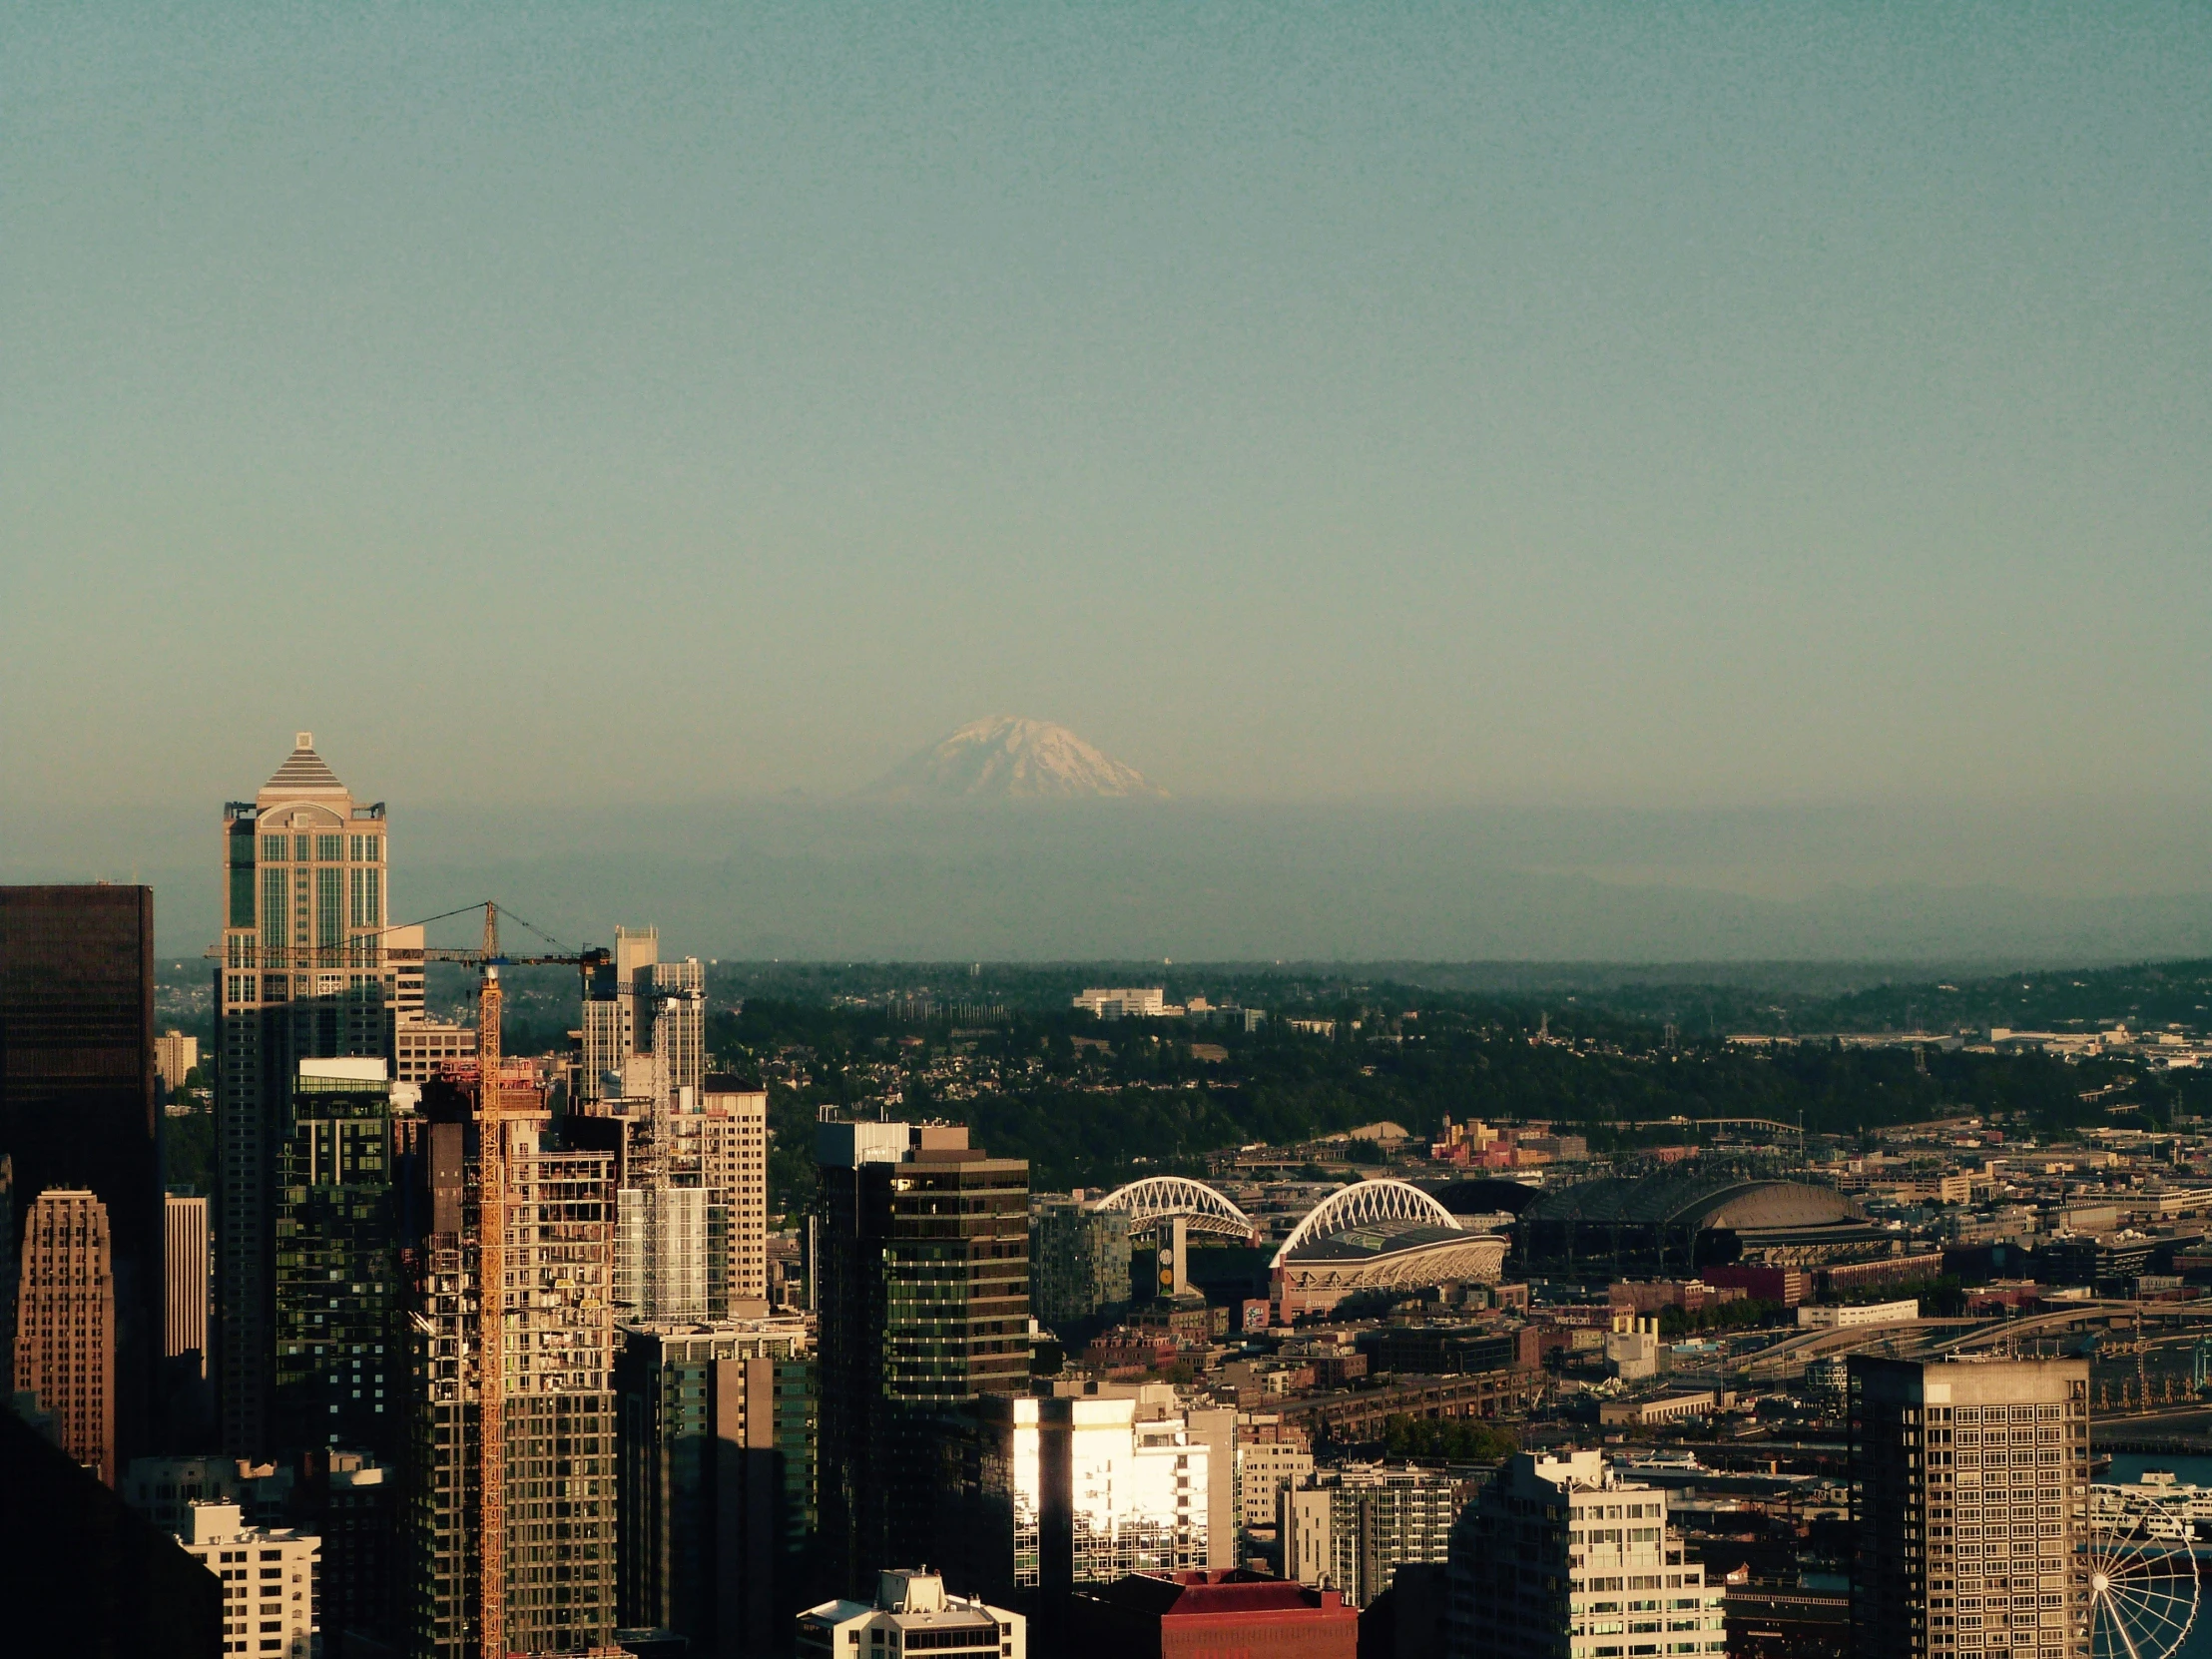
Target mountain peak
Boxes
[861,716,1169,802]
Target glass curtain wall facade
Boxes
[816,1123,1029,1596]
[217,736,394,1457]
[0,884,159,1465]
[1028,1202,1133,1328]
[274,1057,398,1458]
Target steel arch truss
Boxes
[1091,1176,1257,1241]
[1272,1179,1461,1267]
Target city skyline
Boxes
[7,733,2212,961]
[5,7,2212,1656]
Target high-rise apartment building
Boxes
[405,1101,620,1659]
[167,1193,211,1378]
[304,1448,397,1649]
[217,737,396,1457]
[576,927,705,1106]
[1287,1462,1469,1611]
[0,884,160,1466]
[178,1498,321,1659]
[1445,1448,1727,1659]
[273,1058,398,1458]
[697,1078,769,1315]
[13,1187,118,1482]
[1236,1418,1314,1533]
[615,1185,716,1325]
[1029,1199,1134,1327]
[1848,1357,2091,1659]
[816,1119,1029,1595]
[614,1320,815,1658]
[156,1030,202,1095]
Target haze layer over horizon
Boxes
[5,4,2208,952]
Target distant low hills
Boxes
[857,716,1169,802]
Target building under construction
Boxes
[405,1070,620,1659]
[400,912,623,1659]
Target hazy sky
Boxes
[6,2,2209,817]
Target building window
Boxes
[349,867,380,930]
[262,836,287,863]
[317,833,342,861]
[262,868,287,955]
[317,868,341,948]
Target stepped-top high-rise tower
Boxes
[215,734,395,1455]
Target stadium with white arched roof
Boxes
[1088,1175,1259,1242]
[1078,1173,1509,1320]
[1270,1178,1511,1319]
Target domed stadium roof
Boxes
[1521,1172,1861,1232]
[1431,1179,1542,1217]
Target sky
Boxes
[4,3,2210,950]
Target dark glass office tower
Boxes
[273,1057,399,1459]
[0,883,160,1468]
[615,1322,815,1657]
[815,1119,1029,1596]
[215,735,396,1456]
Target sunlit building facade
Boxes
[13,1187,117,1482]
[217,735,396,1456]
[975,1392,1214,1610]
[1445,1448,1727,1659]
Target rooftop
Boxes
[1087,1569,1348,1620]
[258,733,349,801]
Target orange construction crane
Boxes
[415,903,608,1659]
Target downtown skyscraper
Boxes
[274,1057,400,1458]
[815,1118,1030,1595]
[1849,1357,2092,1659]
[12,1187,118,1482]
[0,882,161,1465]
[216,734,397,1456]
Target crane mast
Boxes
[363,898,604,1659]
[477,903,506,1659]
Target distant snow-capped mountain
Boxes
[859,717,1169,802]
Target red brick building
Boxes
[1072,1570,1357,1659]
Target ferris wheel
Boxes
[2082,1511,2200,1659]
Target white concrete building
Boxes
[165,1192,210,1378]
[1604,1317,1665,1381]
[1285,1462,1464,1608]
[156,1030,200,1093]
[1799,1299,1921,1330]
[1072,986,1167,1018]
[179,1499,320,1659]
[1447,1449,1726,1659]
[797,1568,1024,1659]
[1237,1430,1316,1531]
